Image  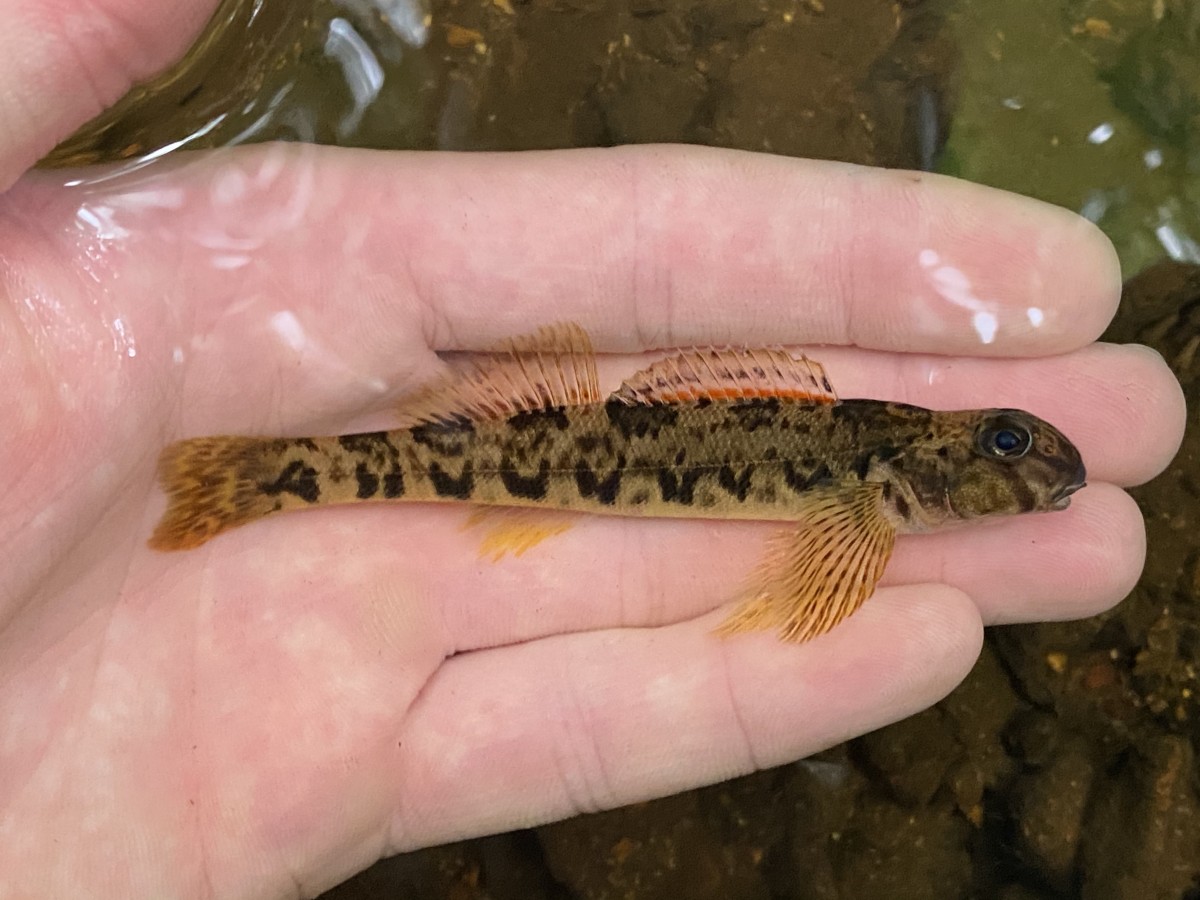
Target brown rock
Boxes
[785,749,866,900]
[537,792,769,900]
[856,707,957,806]
[939,643,1023,812]
[834,794,973,900]
[1010,740,1097,886]
[1080,736,1200,900]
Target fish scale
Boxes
[205,399,928,523]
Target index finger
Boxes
[388,145,1121,356]
[20,143,1122,432]
[54,143,1118,361]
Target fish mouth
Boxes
[1051,463,1088,510]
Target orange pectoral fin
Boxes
[714,484,896,643]
[463,506,577,561]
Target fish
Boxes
[149,323,1087,642]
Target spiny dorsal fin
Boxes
[396,322,601,427]
[714,483,895,643]
[611,347,838,407]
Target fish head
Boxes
[879,407,1086,529]
[942,408,1086,521]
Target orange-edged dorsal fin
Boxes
[396,322,601,427]
[714,483,895,643]
[610,347,838,407]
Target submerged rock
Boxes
[1079,736,1200,900]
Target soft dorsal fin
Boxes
[611,347,838,406]
[396,322,602,427]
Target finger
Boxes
[802,341,1185,487]
[886,482,1145,626]
[387,584,983,850]
[154,479,1141,655]
[0,0,217,190]
[405,147,1121,356]
[19,144,1119,424]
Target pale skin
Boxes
[0,4,1189,898]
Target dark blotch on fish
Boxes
[355,462,379,499]
[605,399,679,440]
[658,466,705,505]
[718,464,754,501]
[574,432,614,456]
[500,458,551,501]
[261,460,321,504]
[429,461,474,500]
[783,460,834,494]
[509,407,570,432]
[728,398,780,432]
[575,459,623,505]
[339,432,392,455]
[410,422,473,457]
[383,470,406,499]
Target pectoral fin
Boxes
[463,506,577,561]
[715,484,896,643]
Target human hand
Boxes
[0,0,220,193]
[0,136,1184,897]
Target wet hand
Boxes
[0,144,1184,897]
[0,0,220,192]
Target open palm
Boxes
[0,144,1184,897]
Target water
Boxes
[44,0,1200,278]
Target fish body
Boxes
[157,397,1082,543]
[152,324,1086,642]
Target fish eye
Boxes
[978,421,1033,459]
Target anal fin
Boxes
[463,506,577,561]
[714,484,896,643]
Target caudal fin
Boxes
[148,436,277,551]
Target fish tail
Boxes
[149,435,280,551]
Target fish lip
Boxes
[1051,467,1088,510]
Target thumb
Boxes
[0,0,217,191]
